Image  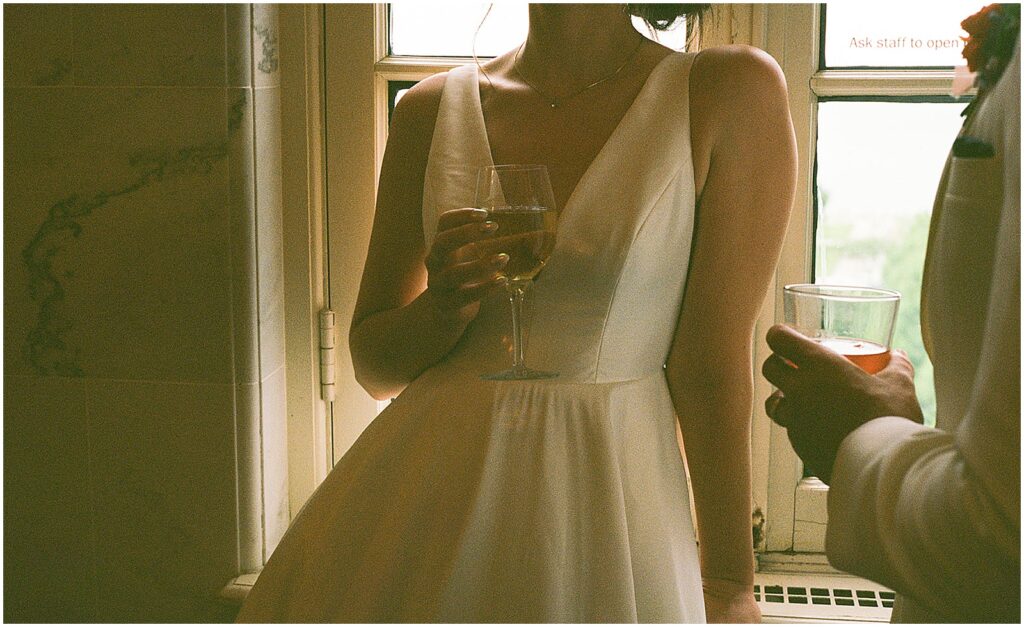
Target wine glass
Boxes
[783,284,900,374]
[476,164,559,380]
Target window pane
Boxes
[388,80,416,123]
[389,2,690,58]
[815,101,966,426]
[390,2,528,57]
[633,16,690,51]
[824,2,981,68]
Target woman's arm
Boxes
[349,73,505,400]
[666,46,796,620]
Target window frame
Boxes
[372,5,472,173]
[758,3,972,558]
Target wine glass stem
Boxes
[508,282,528,375]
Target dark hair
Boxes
[626,3,711,32]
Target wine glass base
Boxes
[481,368,559,381]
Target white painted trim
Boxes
[758,551,840,575]
[374,3,389,63]
[756,5,970,559]
[793,477,829,553]
[371,54,478,172]
[308,3,334,483]
[762,618,872,624]
[373,72,391,178]
[812,69,971,97]
[220,572,259,606]
[375,55,475,76]
[759,2,820,553]
[324,4,384,461]
[279,4,332,515]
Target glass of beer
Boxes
[476,164,559,380]
[783,284,900,374]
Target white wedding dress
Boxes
[237,52,706,623]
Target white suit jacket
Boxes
[825,41,1021,623]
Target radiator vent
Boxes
[756,584,894,608]
[755,573,894,622]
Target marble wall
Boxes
[4,4,287,621]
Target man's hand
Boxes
[761,324,924,483]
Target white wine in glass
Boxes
[476,165,559,380]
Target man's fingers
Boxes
[770,394,794,429]
[762,354,801,391]
[873,348,916,387]
[764,390,785,421]
[766,324,832,366]
[766,324,865,376]
[883,348,915,377]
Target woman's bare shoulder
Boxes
[687,46,791,194]
[388,70,449,138]
[690,45,787,113]
[689,44,791,158]
[692,44,785,89]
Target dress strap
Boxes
[422,64,493,247]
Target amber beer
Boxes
[816,337,891,374]
[487,205,557,282]
[783,284,900,376]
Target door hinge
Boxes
[319,309,337,402]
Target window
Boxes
[760,3,975,557]
[382,3,693,125]
[389,3,527,57]
[815,100,963,426]
[389,2,691,59]
[823,3,978,67]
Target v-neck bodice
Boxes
[422,52,698,383]
[474,52,684,219]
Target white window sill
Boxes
[220,572,259,607]
[762,616,881,624]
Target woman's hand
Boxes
[423,208,509,325]
[703,577,761,623]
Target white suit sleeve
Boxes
[824,46,1020,621]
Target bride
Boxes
[238,4,796,622]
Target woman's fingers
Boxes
[452,274,509,306]
[424,208,520,319]
[433,271,507,310]
[427,219,498,270]
[436,207,488,233]
[428,253,508,309]
[432,253,509,291]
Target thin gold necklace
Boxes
[513,37,645,109]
